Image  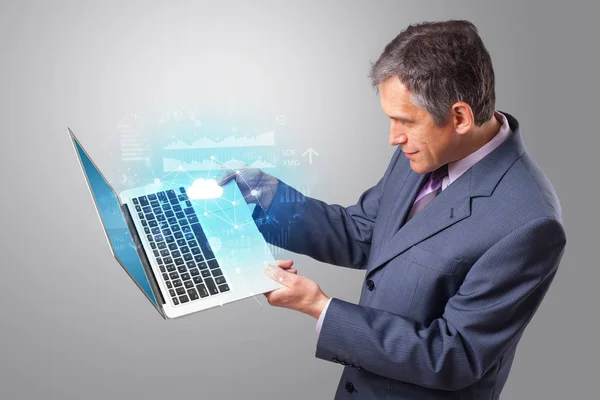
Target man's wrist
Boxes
[308,293,330,319]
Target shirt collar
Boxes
[442,111,512,190]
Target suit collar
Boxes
[366,111,526,276]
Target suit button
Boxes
[345,382,355,393]
[366,279,375,291]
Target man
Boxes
[220,20,566,399]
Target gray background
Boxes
[1,0,598,399]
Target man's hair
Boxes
[369,20,495,127]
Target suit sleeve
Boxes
[255,148,403,269]
[314,217,567,391]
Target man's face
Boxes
[379,77,459,174]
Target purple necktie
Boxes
[406,164,448,222]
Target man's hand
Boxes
[216,165,279,212]
[263,260,330,319]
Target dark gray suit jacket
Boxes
[255,112,566,399]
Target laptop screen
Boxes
[72,135,158,306]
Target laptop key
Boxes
[143,206,152,214]
[135,205,141,212]
[208,259,220,270]
[150,200,160,208]
[179,295,189,304]
[214,276,226,285]
[201,269,211,278]
[150,242,156,249]
[186,261,195,269]
[181,246,190,254]
[176,287,186,295]
[163,256,173,264]
[166,189,177,199]
[166,264,176,272]
[149,220,158,227]
[148,194,157,201]
[188,288,199,301]
[153,250,159,257]
[172,250,181,258]
[139,196,149,206]
[160,249,170,257]
[196,284,209,298]
[138,212,145,219]
[173,297,179,305]
[166,281,172,289]
[184,280,194,289]
[188,215,199,224]
[204,277,219,295]
[193,276,203,284]
[162,273,169,281]
[151,227,161,235]
[181,273,191,281]
[168,243,177,251]
[141,219,147,226]
[184,207,194,215]
[173,279,182,287]
[183,253,193,261]
[169,289,176,297]
[218,284,230,293]
[194,255,205,263]
[191,247,201,255]
[133,198,139,205]
[157,192,167,202]
[175,258,184,265]
[169,272,178,280]
[212,268,223,277]
[190,268,199,277]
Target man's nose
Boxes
[389,130,408,146]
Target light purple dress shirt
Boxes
[316,111,512,333]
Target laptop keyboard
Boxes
[132,187,230,306]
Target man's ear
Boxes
[451,102,474,134]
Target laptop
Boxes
[69,128,283,319]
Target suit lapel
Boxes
[367,171,472,275]
[366,111,526,277]
[376,171,428,257]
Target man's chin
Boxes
[409,162,430,175]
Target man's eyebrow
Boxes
[390,115,416,123]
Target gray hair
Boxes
[369,20,496,127]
